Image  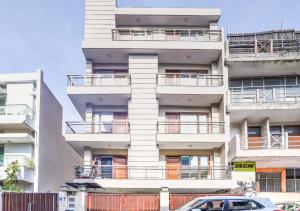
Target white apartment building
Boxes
[227,30,300,202]
[0,70,81,192]
[64,0,233,210]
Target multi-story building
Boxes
[227,29,300,201]
[65,0,232,210]
[0,70,81,192]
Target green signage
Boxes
[233,162,256,172]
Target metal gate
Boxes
[169,194,242,211]
[2,192,58,211]
[87,193,159,211]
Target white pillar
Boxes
[160,187,169,211]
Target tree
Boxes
[2,161,24,192]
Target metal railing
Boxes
[157,74,223,87]
[242,134,300,150]
[230,87,300,104]
[157,121,225,134]
[0,104,33,118]
[112,28,222,42]
[0,155,31,167]
[65,121,129,134]
[228,39,300,54]
[74,165,230,180]
[67,74,131,86]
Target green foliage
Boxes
[2,161,24,192]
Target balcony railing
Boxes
[230,87,300,104]
[67,74,131,86]
[74,165,230,180]
[157,121,225,134]
[65,121,129,134]
[157,74,223,87]
[112,28,222,42]
[0,104,33,118]
[0,155,31,167]
[228,39,300,54]
[242,134,300,150]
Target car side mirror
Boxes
[192,209,201,211]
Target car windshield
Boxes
[177,199,204,211]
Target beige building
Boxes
[64,0,231,210]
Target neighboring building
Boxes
[227,29,300,201]
[0,70,81,192]
[65,0,232,210]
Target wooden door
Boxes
[166,157,180,179]
[113,113,128,133]
[113,156,127,179]
[166,113,180,133]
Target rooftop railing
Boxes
[157,73,223,87]
[157,121,225,134]
[229,87,300,104]
[228,39,300,54]
[74,165,230,180]
[112,28,222,42]
[67,74,131,86]
[65,121,129,134]
[0,104,33,118]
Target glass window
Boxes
[284,125,300,135]
[257,172,281,192]
[286,77,297,86]
[264,77,284,87]
[248,127,261,137]
[195,200,225,211]
[228,199,252,211]
[252,78,263,87]
[0,85,6,106]
[229,80,242,88]
[242,79,251,88]
[0,146,3,166]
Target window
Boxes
[285,125,300,136]
[257,172,281,192]
[0,85,6,106]
[229,80,242,88]
[286,168,300,192]
[0,146,3,166]
[228,199,263,211]
[248,127,261,137]
[194,200,225,211]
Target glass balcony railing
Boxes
[157,121,225,134]
[0,155,31,167]
[0,104,33,118]
[112,28,222,42]
[74,165,230,180]
[157,74,223,87]
[67,74,131,87]
[65,121,130,134]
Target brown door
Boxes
[166,113,180,133]
[113,156,127,179]
[113,113,128,133]
[166,157,181,179]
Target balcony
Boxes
[67,74,131,118]
[73,164,232,192]
[0,105,34,130]
[0,155,34,183]
[112,28,222,42]
[82,28,223,64]
[65,121,130,153]
[157,73,224,106]
[157,121,226,149]
[228,87,300,123]
[229,134,300,163]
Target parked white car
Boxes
[176,196,280,211]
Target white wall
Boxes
[6,83,35,109]
[36,72,82,192]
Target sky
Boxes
[0,0,300,122]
